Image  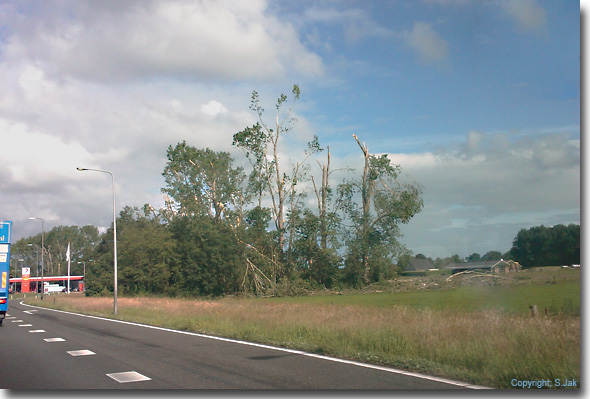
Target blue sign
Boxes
[0,221,11,244]
[0,220,11,320]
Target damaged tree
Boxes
[339,134,423,286]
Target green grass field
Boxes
[265,281,580,315]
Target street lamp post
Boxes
[76,168,118,315]
[27,243,40,294]
[28,217,44,299]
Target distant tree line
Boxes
[10,225,99,279]
[398,224,580,270]
[12,86,424,297]
[398,250,506,270]
[509,224,580,267]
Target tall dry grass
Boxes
[27,295,579,388]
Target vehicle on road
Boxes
[0,221,12,326]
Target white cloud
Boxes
[303,6,395,45]
[394,131,580,257]
[2,0,324,83]
[502,0,547,32]
[201,100,229,117]
[1,120,91,187]
[423,0,472,5]
[423,0,548,35]
[404,22,450,65]
[0,59,260,238]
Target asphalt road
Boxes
[0,300,487,389]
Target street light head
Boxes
[76,167,87,171]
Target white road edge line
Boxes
[20,301,490,389]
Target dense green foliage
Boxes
[510,224,580,267]
[168,216,245,296]
[162,142,246,223]
[337,138,423,286]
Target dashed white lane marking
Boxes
[11,320,23,323]
[44,338,66,342]
[106,371,151,383]
[5,316,14,319]
[67,350,95,357]
[18,324,33,327]
[29,330,46,333]
[23,311,33,314]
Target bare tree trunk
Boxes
[313,146,331,250]
[273,116,285,252]
[321,148,331,249]
[353,134,373,284]
[287,161,304,260]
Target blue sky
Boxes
[0,0,580,259]
[282,0,579,155]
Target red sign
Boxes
[21,267,30,293]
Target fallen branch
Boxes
[446,270,507,281]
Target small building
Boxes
[490,260,521,273]
[447,260,521,274]
[405,258,435,272]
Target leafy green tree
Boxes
[169,216,245,296]
[232,123,268,209]
[289,208,341,288]
[162,142,246,225]
[481,251,502,261]
[84,207,174,296]
[511,226,547,267]
[233,84,320,256]
[338,134,423,286]
[287,145,343,287]
[433,255,461,268]
[466,253,481,262]
[285,136,323,263]
[85,227,117,296]
[510,224,580,267]
[116,206,176,295]
[548,224,580,266]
